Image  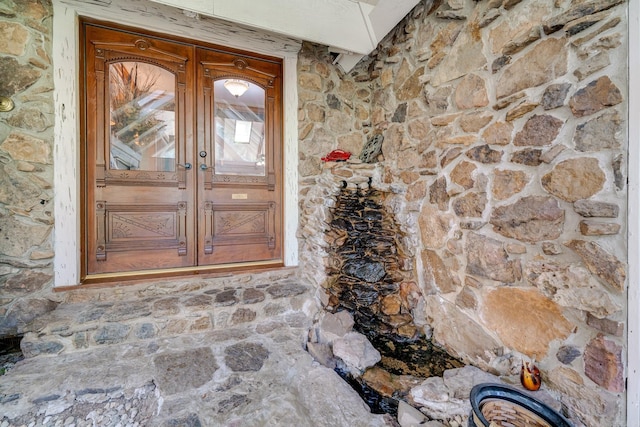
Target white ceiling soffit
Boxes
[149,0,419,71]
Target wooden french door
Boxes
[82,21,283,280]
[196,48,282,265]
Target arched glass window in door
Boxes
[109,61,176,172]
[213,78,265,176]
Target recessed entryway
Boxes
[81,21,284,282]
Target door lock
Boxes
[199,151,207,158]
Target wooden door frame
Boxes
[79,18,286,284]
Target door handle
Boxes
[177,163,191,188]
[200,164,213,189]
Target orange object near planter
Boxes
[520,361,542,391]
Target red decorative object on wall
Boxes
[321,149,352,162]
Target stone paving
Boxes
[0,270,394,427]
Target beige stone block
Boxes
[454,74,488,110]
[1,132,51,164]
[481,287,574,358]
[0,22,29,56]
[497,38,567,99]
[579,220,620,235]
[542,157,605,202]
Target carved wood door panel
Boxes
[196,48,283,265]
[82,22,283,281]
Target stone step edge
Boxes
[20,308,312,358]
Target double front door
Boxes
[82,22,283,280]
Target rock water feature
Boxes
[310,183,465,420]
[324,183,419,341]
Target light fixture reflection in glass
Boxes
[223,79,250,97]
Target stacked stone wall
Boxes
[298,0,628,425]
[0,0,56,337]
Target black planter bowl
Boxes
[469,383,573,427]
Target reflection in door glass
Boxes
[109,62,176,171]
[214,79,265,176]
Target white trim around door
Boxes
[628,0,640,425]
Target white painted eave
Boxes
[149,0,419,71]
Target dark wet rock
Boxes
[343,259,386,283]
[342,286,379,307]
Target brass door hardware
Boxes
[0,96,14,112]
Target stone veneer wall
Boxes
[298,0,628,425]
[0,0,56,337]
